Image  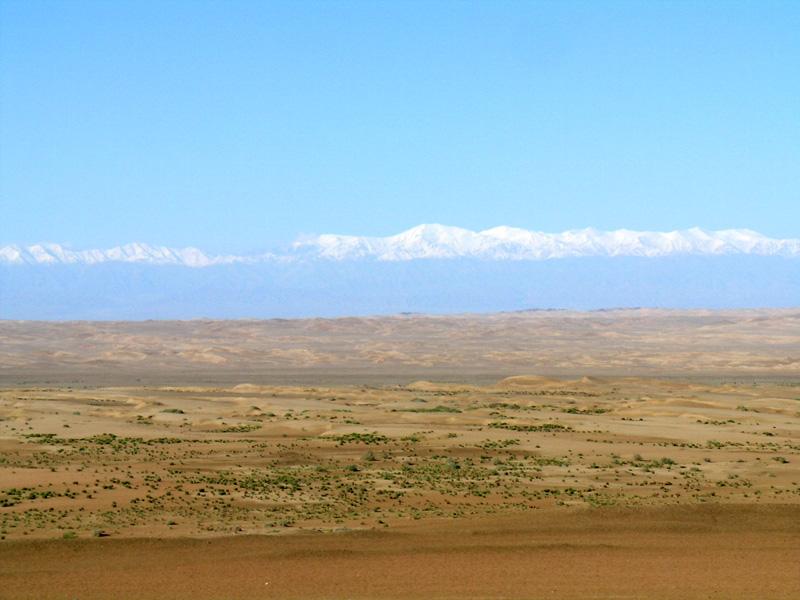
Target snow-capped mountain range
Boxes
[293,225,800,261]
[0,243,287,268]
[2,225,799,267]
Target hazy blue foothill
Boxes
[2,256,797,320]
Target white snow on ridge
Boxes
[0,242,258,267]
[2,226,799,266]
[293,224,800,261]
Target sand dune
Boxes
[2,309,799,386]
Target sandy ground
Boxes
[0,312,799,598]
[2,504,798,600]
[1,376,799,539]
[1,309,799,386]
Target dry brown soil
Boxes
[3,504,798,599]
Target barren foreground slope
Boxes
[4,504,798,599]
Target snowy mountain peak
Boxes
[2,226,799,267]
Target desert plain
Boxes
[0,309,798,599]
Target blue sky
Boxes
[1,0,798,253]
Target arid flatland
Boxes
[1,376,800,539]
[0,310,798,598]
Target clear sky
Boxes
[1,0,798,253]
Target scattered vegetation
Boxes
[489,421,573,433]
[2,380,798,540]
[332,432,389,445]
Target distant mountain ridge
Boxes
[0,242,269,267]
[3,225,800,267]
[293,224,800,261]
